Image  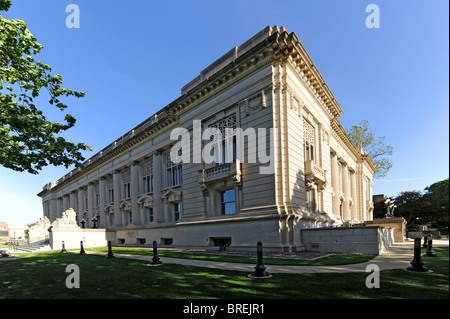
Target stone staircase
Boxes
[14,239,51,253]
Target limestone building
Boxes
[38,26,377,252]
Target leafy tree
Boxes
[422,178,449,229]
[376,178,449,231]
[347,120,393,178]
[0,1,91,174]
[393,191,430,226]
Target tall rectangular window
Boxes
[146,208,154,223]
[142,161,153,193]
[221,189,236,215]
[121,169,131,199]
[209,115,237,165]
[106,178,114,203]
[174,203,181,221]
[108,189,114,203]
[166,153,182,187]
[123,183,131,199]
[303,118,315,161]
[306,189,316,212]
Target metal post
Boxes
[79,240,85,255]
[407,237,429,272]
[92,217,98,229]
[61,241,67,253]
[149,240,162,265]
[105,240,115,258]
[423,234,437,257]
[249,241,271,278]
[422,234,428,248]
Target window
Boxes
[96,193,100,208]
[126,212,132,225]
[303,118,315,161]
[123,183,131,199]
[106,177,114,203]
[121,169,131,199]
[146,208,154,223]
[142,161,153,193]
[174,203,181,221]
[221,189,236,215]
[107,212,115,227]
[209,115,237,165]
[108,189,114,203]
[306,189,316,212]
[166,153,182,187]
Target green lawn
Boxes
[0,247,447,299]
[88,246,376,266]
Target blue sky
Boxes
[1,0,448,228]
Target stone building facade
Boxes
[38,26,377,252]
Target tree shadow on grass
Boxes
[0,248,447,299]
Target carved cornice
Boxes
[270,29,344,120]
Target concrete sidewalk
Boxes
[85,239,449,274]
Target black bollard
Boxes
[149,241,163,265]
[407,237,429,272]
[105,240,115,258]
[248,241,272,278]
[61,241,67,253]
[422,235,428,248]
[423,234,437,257]
[79,241,86,255]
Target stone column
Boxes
[131,161,141,225]
[342,165,351,222]
[62,195,69,212]
[87,182,95,228]
[77,188,84,221]
[350,171,358,222]
[113,169,122,227]
[152,152,164,223]
[99,177,106,228]
[330,153,340,219]
[69,192,76,210]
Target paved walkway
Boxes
[84,239,449,274]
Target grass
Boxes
[88,247,376,266]
[0,247,448,299]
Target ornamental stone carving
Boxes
[50,208,80,229]
[137,194,154,208]
[162,188,182,203]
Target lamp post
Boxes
[149,241,163,265]
[423,234,437,257]
[422,234,428,248]
[79,240,86,255]
[105,240,115,258]
[61,241,67,253]
[80,219,86,229]
[91,217,98,229]
[248,241,272,278]
[406,237,429,272]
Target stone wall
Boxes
[365,217,406,242]
[49,228,115,250]
[301,226,394,255]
